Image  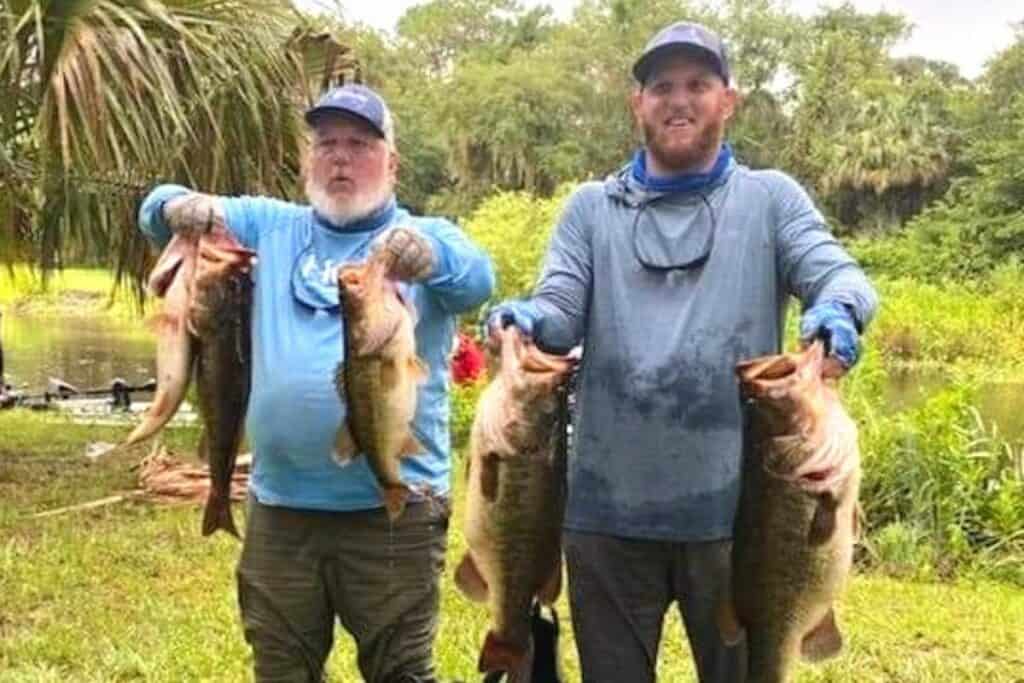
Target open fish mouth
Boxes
[148,257,183,296]
[198,241,254,271]
[339,266,363,289]
[735,344,821,399]
[338,258,390,303]
[499,327,576,382]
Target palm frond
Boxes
[1,0,354,292]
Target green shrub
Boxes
[865,521,938,580]
[462,184,575,303]
[450,377,487,454]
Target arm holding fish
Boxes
[382,218,496,314]
[771,173,879,376]
[488,190,594,355]
[139,184,282,252]
[139,184,227,248]
[372,226,436,281]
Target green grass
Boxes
[2,411,1023,682]
[0,265,141,319]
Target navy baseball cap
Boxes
[304,84,395,143]
[633,21,730,85]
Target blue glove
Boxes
[799,301,861,369]
[484,299,542,339]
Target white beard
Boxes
[305,177,394,227]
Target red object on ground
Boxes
[451,332,486,385]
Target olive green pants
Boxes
[236,496,450,683]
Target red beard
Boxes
[642,115,725,174]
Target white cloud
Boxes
[787,0,1021,78]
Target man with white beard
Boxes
[138,84,494,683]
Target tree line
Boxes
[2,0,1022,279]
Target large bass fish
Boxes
[719,341,861,683]
[334,248,427,522]
[125,227,253,538]
[456,327,574,680]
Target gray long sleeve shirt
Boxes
[533,158,878,542]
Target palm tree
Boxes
[0,0,356,283]
[815,85,954,231]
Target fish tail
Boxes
[201,492,239,538]
[478,631,530,677]
[381,485,410,522]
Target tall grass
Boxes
[844,370,1024,583]
[865,267,1024,370]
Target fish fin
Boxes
[716,592,745,646]
[201,492,240,539]
[537,555,562,605]
[808,492,839,546]
[478,631,529,675]
[481,452,500,502]
[381,485,410,522]
[333,421,361,466]
[398,430,426,458]
[454,553,489,602]
[801,608,844,662]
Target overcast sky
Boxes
[303,0,1021,79]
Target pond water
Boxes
[1,311,155,394]
[0,311,174,424]
[883,367,1024,443]
[1,310,1022,442]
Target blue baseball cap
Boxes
[304,84,395,143]
[633,21,730,85]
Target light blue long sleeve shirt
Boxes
[138,185,494,511]
[533,159,879,542]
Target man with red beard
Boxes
[138,84,494,683]
[487,22,878,683]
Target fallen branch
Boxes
[31,493,140,519]
[137,444,250,504]
[28,444,251,520]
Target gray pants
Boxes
[236,496,450,683]
[564,531,746,683]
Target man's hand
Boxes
[484,299,542,347]
[799,301,860,378]
[373,226,435,282]
[163,193,225,237]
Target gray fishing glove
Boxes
[373,226,435,281]
[162,192,226,237]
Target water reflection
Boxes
[1,310,1021,442]
[1,311,155,393]
[884,367,1024,443]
